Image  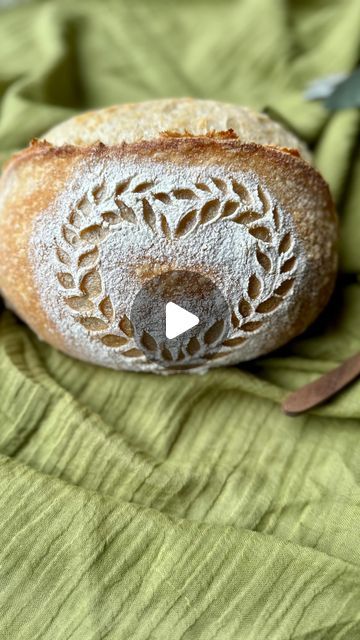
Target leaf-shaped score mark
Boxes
[62,225,82,248]
[232,180,251,204]
[256,249,271,272]
[187,336,201,355]
[241,321,263,332]
[222,336,247,347]
[133,181,155,193]
[160,214,171,238]
[102,211,121,225]
[118,203,136,224]
[92,183,105,203]
[233,211,263,225]
[115,179,131,197]
[238,299,252,317]
[99,296,114,321]
[119,315,134,337]
[204,319,224,345]
[281,256,296,273]
[57,272,75,289]
[121,348,143,358]
[231,312,240,328]
[76,195,92,217]
[69,209,83,229]
[256,296,282,313]
[101,335,128,347]
[212,177,227,192]
[195,182,211,192]
[172,188,197,200]
[78,247,99,269]
[140,331,157,352]
[175,210,197,236]
[142,199,157,232]
[56,246,71,266]
[257,184,271,213]
[80,268,102,297]
[161,346,173,361]
[78,317,109,331]
[221,201,238,218]
[275,278,295,295]
[279,233,292,254]
[199,200,221,224]
[153,192,171,204]
[177,349,185,361]
[249,226,272,242]
[80,224,108,243]
[65,296,94,312]
[248,274,261,299]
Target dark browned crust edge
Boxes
[3,135,333,213]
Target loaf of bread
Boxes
[0,98,338,374]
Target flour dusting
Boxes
[29,154,311,374]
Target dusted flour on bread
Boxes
[28,157,309,373]
[0,99,338,374]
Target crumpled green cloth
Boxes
[0,1,360,638]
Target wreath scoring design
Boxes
[55,175,298,366]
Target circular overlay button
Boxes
[130,270,231,370]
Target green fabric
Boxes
[0,1,360,638]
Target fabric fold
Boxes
[1,0,360,637]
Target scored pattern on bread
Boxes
[55,174,298,370]
[0,99,338,376]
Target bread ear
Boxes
[42,97,312,162]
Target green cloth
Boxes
[0,1,360,638]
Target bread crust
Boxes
[0,133,338,373]
[42,97,312,162]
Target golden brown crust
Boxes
[5,135,338,249]
[0,142,80,351]
[4,135,334,218]
[0,135,338,371]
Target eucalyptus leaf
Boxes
[325,68,360,110]
[304,73,347,101]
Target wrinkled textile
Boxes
[1,1,360,638]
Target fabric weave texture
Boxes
[0,0,360,638]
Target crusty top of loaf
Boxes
[42,97,312,163]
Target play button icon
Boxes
[130,269,230,370]
[165,302,199,339]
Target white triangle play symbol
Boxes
[165,302,199,339]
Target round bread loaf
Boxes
[0,97,338,374]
